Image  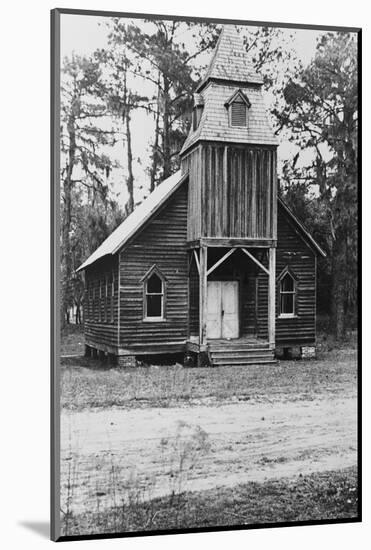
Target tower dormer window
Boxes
[225,89,251,128]
[231,99,247,126]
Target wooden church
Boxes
[77,25,325,367]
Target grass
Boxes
[60,322,357,411]
[61,325,85,356]
[61,349,357,411]
[60,326,358,536]
[63,466,358,535]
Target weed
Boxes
[61,347,357,412]
[159,421,211,526]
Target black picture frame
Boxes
[51,8,362,542]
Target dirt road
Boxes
[61,395,357,515]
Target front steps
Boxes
[208,340,277,367]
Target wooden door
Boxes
[221,281,239,338]
[207,281,222,338]
[207,281,239,339]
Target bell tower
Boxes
[181,25,278,353]
[180,24,278,244]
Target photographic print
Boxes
[51,8,360,541]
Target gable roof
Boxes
[76,170,188,272]
[197,25,263,92]
[225,88,251,108]
[278,197,326,257]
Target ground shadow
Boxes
[19,521,50,539]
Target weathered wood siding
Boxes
[84,255,119,352]
[241,272,258,337]
[256,204,316,345]
[119,184,188,354]
[182,147,202,241]
[182,143,277,242]
[189,257,199,337]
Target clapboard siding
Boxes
[84,255,119,350]
[183,143,276,242]
[119,185,188,351]
[256,204,316,345]
[189,258,199,336]
[241,272,258,336]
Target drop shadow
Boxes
[18,521,50,539]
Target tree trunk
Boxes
[75,303,81,324]
[61,111,76,328]
[125,107,134,214]
[162,77,171,180]
[150,79,161,192]
[331,238,347,340]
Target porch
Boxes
[187,244,277,367]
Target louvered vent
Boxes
[231,101,247,127]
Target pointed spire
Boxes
[197,25,263,92]
[179,24,277,156]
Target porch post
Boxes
[268,247,276,349]
[199,245,208,348]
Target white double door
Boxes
[207,280,239,339]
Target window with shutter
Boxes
[230,100,247,126]
[225,90,250,127]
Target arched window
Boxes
[142,267,166,320]
[279,271,296,316]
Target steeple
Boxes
[197,25,263,92]
[180,24,277,156]
[180,23,278,250]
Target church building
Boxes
[77,25,325,367]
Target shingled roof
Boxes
[180,25,277,156]
[197,25,263,91]
[76,171,188,271]
[278,198,326,257]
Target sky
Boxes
[60,13,327,207]
[60,14,322,66]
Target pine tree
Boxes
[60,54,118,325]
[107,19,218,185]
[277,32,358,338]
